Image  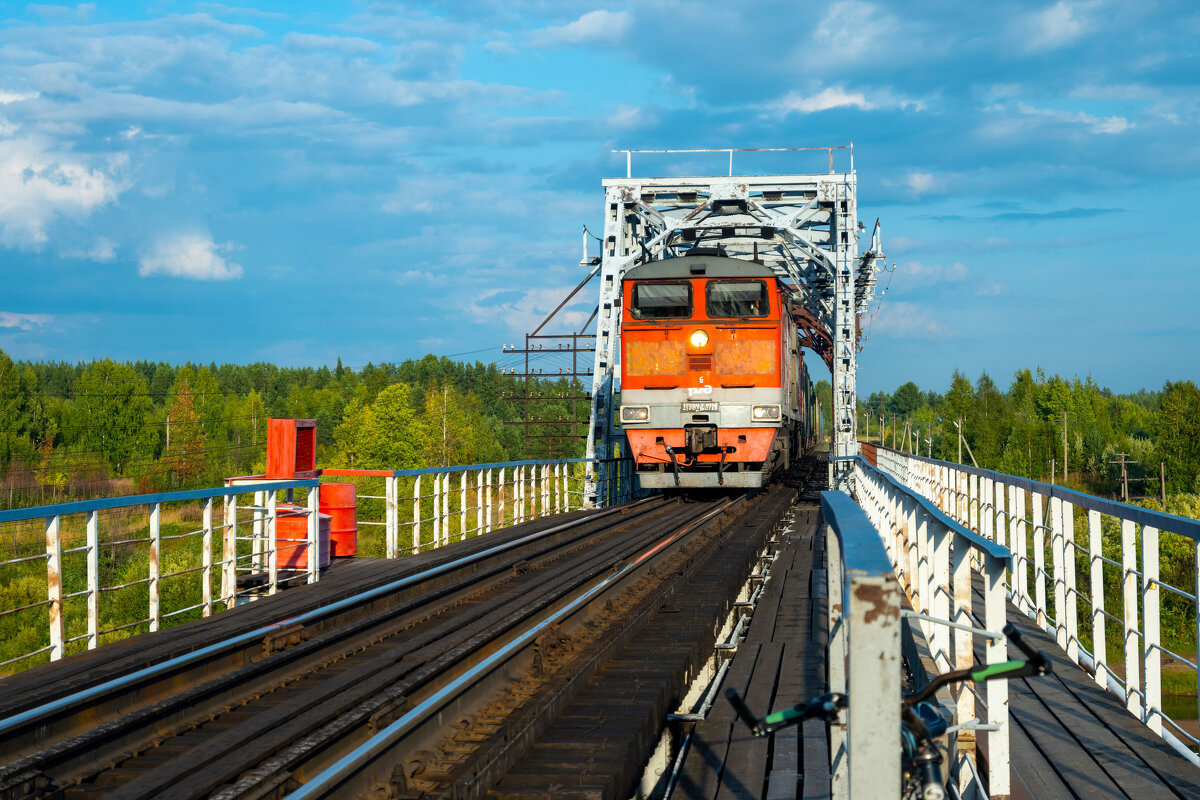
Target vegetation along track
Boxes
[0,473,806,799]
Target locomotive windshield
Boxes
[631,282,691,320]
[706,280,769,318]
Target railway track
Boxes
[0,471,810,800]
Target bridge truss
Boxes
[585,147,885,502]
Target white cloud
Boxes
[0,137,126,247]
[774,87,872,114]
[484,39,517,56]
[1016,102,1131,134]
[138,233,243,280]
[813,1,891,60]
[606,104,649,129]
[0,311,52,331]
[902,261,970,285]
[767,86,922,116]
[66,236,116,262]
[0,90,37,105]
[1021,1,1095,52]
[872,301,948,339]
[528,10,631,47]
[283,33,382,55]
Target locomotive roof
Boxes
[623,254,778,281]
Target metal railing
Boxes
[0,480,320,672]
[874,445,1200,766]
[821,489,903,799]
[0,457,634,674]
[853,457,1014,798]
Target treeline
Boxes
[863,368,1200,499]
[0,350,588,508]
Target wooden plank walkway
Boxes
[674,503,830,800]
[989,606,1200,800]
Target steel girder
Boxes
[584,171,884,503]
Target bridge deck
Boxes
[675,503,830,800]
[994,605,1200,800]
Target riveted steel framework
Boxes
[584,148,884,502]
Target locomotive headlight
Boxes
[689,329,709,348]
[621,405,650,422]
[752,404,781,421]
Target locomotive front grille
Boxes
[687,354,713,371]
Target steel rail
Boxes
[0,500,656,742]
[287,496,739,799]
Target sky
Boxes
[0,1,1197,395]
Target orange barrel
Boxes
[319,482,358,558]
[276,504,331,570]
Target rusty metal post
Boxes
[499,468,507,527]
[476,470,483,537]
[223,493,237,609]
[86,509,99,649]
[149,502,161,630]
[202,497,213,616]
[486,469,494,533]
[46,515,64,661]
[1063,500,1078,661]
[1011,486,1029,615]
[826,519,847,800]
[952,534,975,744]
[432,473,441,547]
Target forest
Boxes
[0,348,593,509]
[862,369,1200,503]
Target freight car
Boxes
[618,252,815,489]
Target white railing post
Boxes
[1121,519,1142,717]
[223,493,237,609]
[1142,525,1162,734]
[953,531,975,735]
[46,515,64,661]
[499,467,507,527]
[149,502,161,630]
[202,498,214,616]
[385,475,398,558]
[265,492,278,595]
[307,484,320,584]
[1088,509,1106,688]
[436,472,446,546]
[984,552,1010,797]
[981,476,993,541]
[476,470,483,537]
[486,469,494,533]
[1032,492,1047,630]
[1063,500,1079,661]
[413,475,421,555]
[1051,496,1068,651]
[86,509,99,649]
[443,472,451,545]
[252,490,266,571]
[460,471,468,540]
[930,523,952,673]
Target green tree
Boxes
[1154,381,1200,493]
[165,378,206,485]
[74,360,154,476]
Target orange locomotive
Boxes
[619,253,815,489]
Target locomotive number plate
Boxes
[681,402,718,412]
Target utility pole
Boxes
[1109,453,1133,502]
[1049,458,1055,486]
[892,413,897,449]
[957,417,962,464]
[879,416,884,447]
[1161,462,1167,507]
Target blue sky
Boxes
[0,1,1197,394]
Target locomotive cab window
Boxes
[706,280,769,318]
[631,282,692,320]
